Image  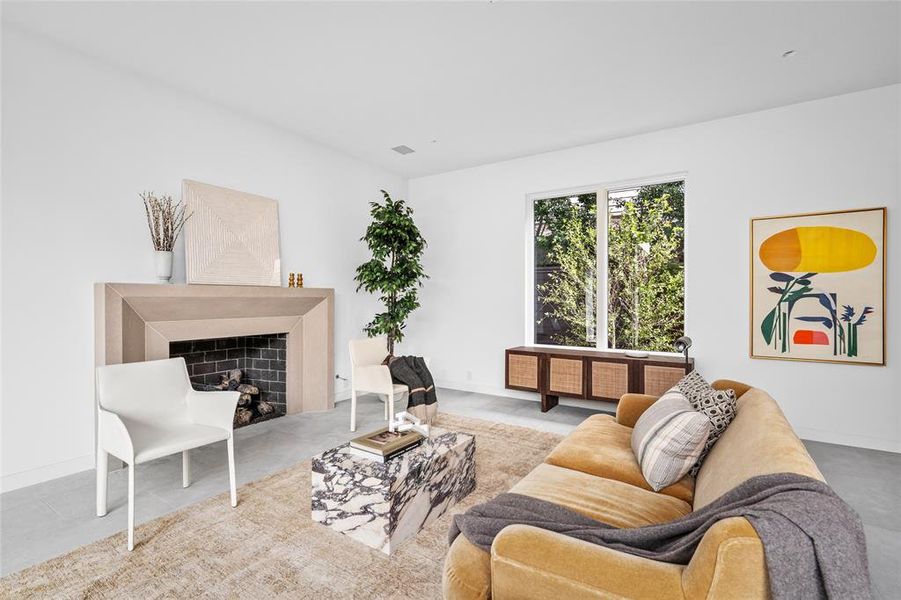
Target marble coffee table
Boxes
[311,429,476,554]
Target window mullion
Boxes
[597,189,608,351]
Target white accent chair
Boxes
[349,336,433,432]
[95,357,240,550]
[349,336,407,432]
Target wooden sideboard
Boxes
[505,346,693,412]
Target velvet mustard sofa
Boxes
[443,380,825,600]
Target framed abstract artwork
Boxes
[183,180,281,286]
[750,207,885,365]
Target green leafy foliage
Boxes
[354,190,428,355]
[534,182,685,352]
[764,271,819,353]
[761,307,778,345]
[534,195,597,347]
[606,182,685,352]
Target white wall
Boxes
[1,28,405,491]
[407,85,900,453]
[2,28,898,494]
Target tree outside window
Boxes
[533,180,684,352]
[534,194,597,347]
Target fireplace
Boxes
[169,334,288,427]
[95,283,334,417]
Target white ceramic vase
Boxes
[155,250,174,283]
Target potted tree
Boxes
[354,190,428,355]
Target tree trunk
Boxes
[388,247,397,356]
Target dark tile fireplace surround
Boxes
[169,334,287,427]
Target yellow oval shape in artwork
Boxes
[759,226,876,273]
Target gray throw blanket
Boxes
[449,473,870,600]
[387,356,437,421]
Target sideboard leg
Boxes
[541,393,558,412]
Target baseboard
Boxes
[435,380,616,412]
[331,380,535,403]
[6,389,892,495]
[440,381,898,453]
[0,453,95,494]
[433,379,538,401]
[794,426,900,454]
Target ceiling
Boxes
[4,2,899,178]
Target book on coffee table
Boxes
[346,438,424,463]
[350,427,423,457]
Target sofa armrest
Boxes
[490,525,684,600]
[681,517,768,599]
[616,393,659,427]
[443,535,491,600]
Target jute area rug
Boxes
[1,413,564,599]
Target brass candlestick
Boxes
[288,273,295,287]
[297,273,303,288]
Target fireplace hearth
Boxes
[170,334,287,427]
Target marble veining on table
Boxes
[311,429,476,554]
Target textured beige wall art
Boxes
[184,180,281,286]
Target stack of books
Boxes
[348,427,424,463]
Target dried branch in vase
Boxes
[141,192,192,251]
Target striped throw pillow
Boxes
[630,391,711,491]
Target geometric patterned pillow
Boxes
[673,371,737,476]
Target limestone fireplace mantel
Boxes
[94,283,334,414]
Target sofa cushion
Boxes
[491,525,686,600]
[545,414,695,504]
[510,463,692,527]
[442,462,692,600]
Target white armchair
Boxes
[348,336,431,432]
[349,336,405,432]
[95,357,240,550]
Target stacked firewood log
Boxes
[198,369,274,427]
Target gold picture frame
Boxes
[749,207,886,366]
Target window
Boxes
[533,193,598,347]
[531,179,684,353]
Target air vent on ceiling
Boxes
[391,145,416,155]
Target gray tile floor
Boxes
[1,389,899,598]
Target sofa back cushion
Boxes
[693,388,824,510]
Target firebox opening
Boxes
[169,334,287,428]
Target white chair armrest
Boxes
[186,390,240,433]
[98,408,134,462]
[353,364,394,394]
